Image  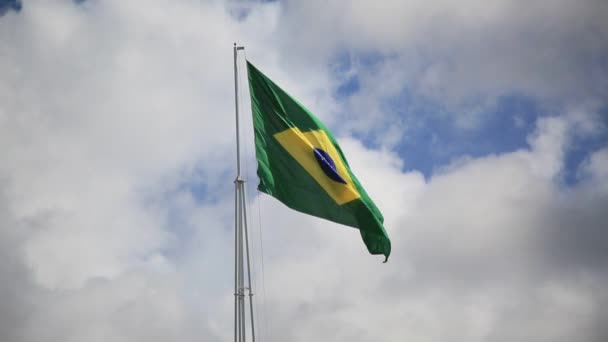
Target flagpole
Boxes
[233,43,243,179]
[233,43,255,342]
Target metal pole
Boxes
[242,184,257,342]
[233,43,242,178]
[238,183,246,342]
[233,43,254,342]
[234,183,239,342]
[233,43,242,342]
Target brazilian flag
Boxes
[247,62,391,261]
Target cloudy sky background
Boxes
[1,0,608,341]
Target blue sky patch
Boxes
[328,49,608,184]
[335,75,360,98]
[395,95,539,177]
[0,0,21,16]
[563,107,608,185]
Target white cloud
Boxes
[273,0,608,138]
[580,147,608,192]
[1,1,244,339]
[254,115,608,342]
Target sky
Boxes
[1,1,607,341]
